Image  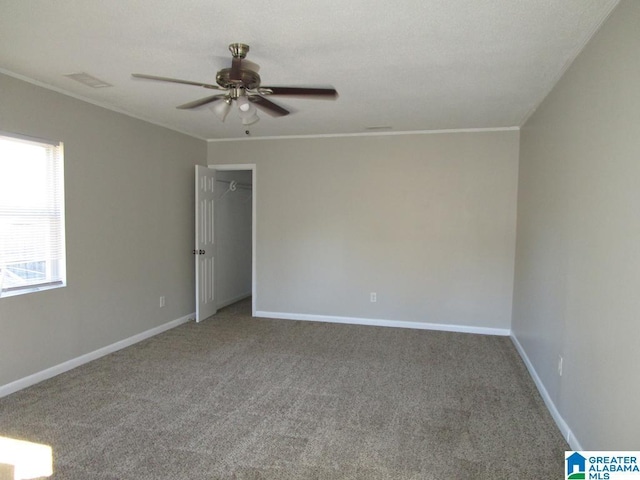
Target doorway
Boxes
[211,164,256,316]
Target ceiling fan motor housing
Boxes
[216,68,261,90]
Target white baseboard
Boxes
[510,334,582,450]
[255,310,511,336]
[217,291,251,310]
[0,312,194,398]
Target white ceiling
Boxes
[0,0,619,140]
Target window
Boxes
[0,132,66,297]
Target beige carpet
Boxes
[0,299,567,479]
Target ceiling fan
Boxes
[132,43,338,125]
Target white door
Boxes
[195,165,217,322]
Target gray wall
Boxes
[512,0,639,448]
[209,131,519,330]
[215,170,252,308]
[0,73,206,387]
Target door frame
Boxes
[209,163,257,316]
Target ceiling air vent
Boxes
[365,126,392,131]
[64,72,112,88]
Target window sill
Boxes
[1,283,66,299]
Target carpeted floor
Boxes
[0,299,567,479]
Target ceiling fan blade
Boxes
[259,86,338,99]
[242,59,260,73]
[132,73,223,90]
[250,95,290,117]
[214,55,260,73]
[214,56,260,73]
[176,94,227,110]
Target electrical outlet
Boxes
[159,296,165,308]
[558,355,563,376]
[370,292,377,303]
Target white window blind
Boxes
[0,132,66,296]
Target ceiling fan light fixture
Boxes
[236,95,252,112]
[239,106,260,125]
[240,113,260,125]
[237,97,258,124]
[211,97,232,121]
[241,113,260,126]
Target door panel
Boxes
[195,165,216,322]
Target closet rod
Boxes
[216,179,252,189]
